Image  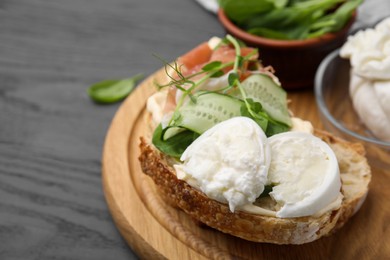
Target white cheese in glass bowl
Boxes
[340,17,390,142]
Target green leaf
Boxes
[88,74,143,104]
[248,23,312,40]
[271,0,288,8]
[248,27,292,40]
[152,124,199,158]
[221,0,360,40]
[240,101,268,132]
[210,70,224,78]
[228,72,239,86]
[308,0,363,38]
[219,0,274,24]
[240,98,289,136]
[202,61,222,71]
[246,98,262,113]
[237,55,244,69]
[265,120,290,136]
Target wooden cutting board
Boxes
[102,69,390,259]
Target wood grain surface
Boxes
[0,0,222,259]
[103,69,390,260]
[1,0,390,259]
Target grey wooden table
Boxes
[0,0,388,259]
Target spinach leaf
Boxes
[265,120,290,136]
[272,0,288,9]
[220,0,361,40]
[88,73,143,104]
[308,0,363,38]
[152,124,199,158]
[248,26,307,40]
[242,0,336,39]
[219,0,274,24]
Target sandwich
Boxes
[138,36,371,244]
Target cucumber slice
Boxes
[173,92,243,134]
[240,74,292,126]
[163,126,185,140]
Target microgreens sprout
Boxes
[225,35,265,123]
[226,34,242,72]
[224,35,286,135]
[154,37,260,127]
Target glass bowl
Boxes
[315,49,390,169]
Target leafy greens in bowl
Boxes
[218,0,362,40]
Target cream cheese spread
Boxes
[290,117,314,134]
[146,90,167,124]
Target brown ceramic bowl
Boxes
[218,9,356,90]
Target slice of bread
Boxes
[138,128,371,244]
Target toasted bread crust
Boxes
[138,130,371,244]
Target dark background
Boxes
[0,0,389,259]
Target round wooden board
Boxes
[102,69,390,259]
